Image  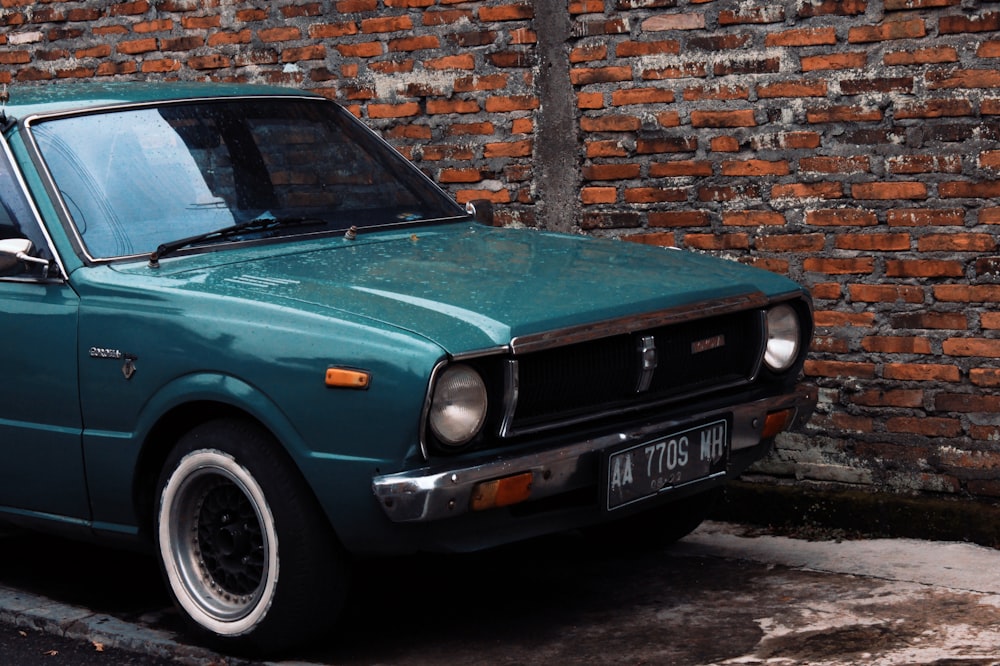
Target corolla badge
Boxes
[89,347,139,380]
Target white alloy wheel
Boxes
[158,448,279,637]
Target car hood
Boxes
[111,224,804,354]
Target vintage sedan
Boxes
[0,82,815,652]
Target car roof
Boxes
[1,81,320,120]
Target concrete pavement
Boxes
[0,522,998,665]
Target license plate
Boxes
[605,419,729,511]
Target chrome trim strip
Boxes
[0,133,68,282]
[509,291,769,355]
[635,334,657,393]
[21,94,319,266]
[418,358,450,461]
[497,359,520,438]
[372,384,817,523]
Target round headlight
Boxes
[764,304,801,372]
[429,364,488,448]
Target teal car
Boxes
[0,83,815,652]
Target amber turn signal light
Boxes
[470,472,533,511]
[762,408,793,439]
[325,367,371,389]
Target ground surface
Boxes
[0,522,998,665]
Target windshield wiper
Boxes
[148,215,323,268]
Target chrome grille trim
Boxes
[509,291,769,355]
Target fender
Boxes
[83,371,318,537]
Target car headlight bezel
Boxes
[764,303,802,373]
[427,363,489,449]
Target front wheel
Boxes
[155,418,348,653]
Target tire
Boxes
[155,418,348,654]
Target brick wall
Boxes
[3,0,1000,505]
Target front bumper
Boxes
[372,384,816,523]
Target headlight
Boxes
[764,304,801,372]
[429,364,488,448]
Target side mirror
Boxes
[464,199,495,226]
[0,237,50,268]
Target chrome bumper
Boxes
[372,385,816,523]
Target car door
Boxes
[0,135,88,520]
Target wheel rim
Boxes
[159,450,279,635]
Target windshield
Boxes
[30,97,464,259]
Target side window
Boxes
[0,138,50,274]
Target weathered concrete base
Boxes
[716,480,1000,548]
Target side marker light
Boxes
[470,473,533,511]
[325,367,371,389]
[762,409,793,439]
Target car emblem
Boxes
[692,334,726,354]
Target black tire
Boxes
[587,488,723,551]
[154,418,349,654]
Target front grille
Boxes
[505,308,764,435]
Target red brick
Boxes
[259,26,301,42]
[939,12,1000,34]
[971,368,1000,387]
[649,211,710,227]
[478,4,534,21]
[691,110,756,128]
[851,389,924,408]
[801,156,870,173]
[581,116,640,132]
[852,182,927,200]
[722,210,786,226]
[836,233,910,251]
[682,233,750,250]
[806,209,878,227]
[887,259,964,277]
[849,284,923,303]
[721,160,790,176]
[807,105,882,123]
[884,47,958,65]
[936,393,1000,412]
[940,180,1000,198]
[927,69,1000,90]
[772,182,843,199]
[641,13,705,31]
[586,141,626,158]
[848,18,926,42]
[886,208,964,226]
[814,311,876,327]
[861,336,932,353]
[805,360,877,378]
[766,27,837,47]
[803,257,874,274]
[309,22,359,38]
[648,161,712,177]
[624,188,687,203]
[611,88,675,106]
[884,363,960,382]
[895,99,973,119]
[484,140,532,158]
[886,155,962,174]
[886,416,962,438]
[426,99,479,114]
[943,338,1000,358]
[571,66,633,85]
[683,84,750,102]
[918,233,997,252]
[756,234,825,252]
[581,187,616,205]
[892,312,968,329]
[801,52,868,71]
